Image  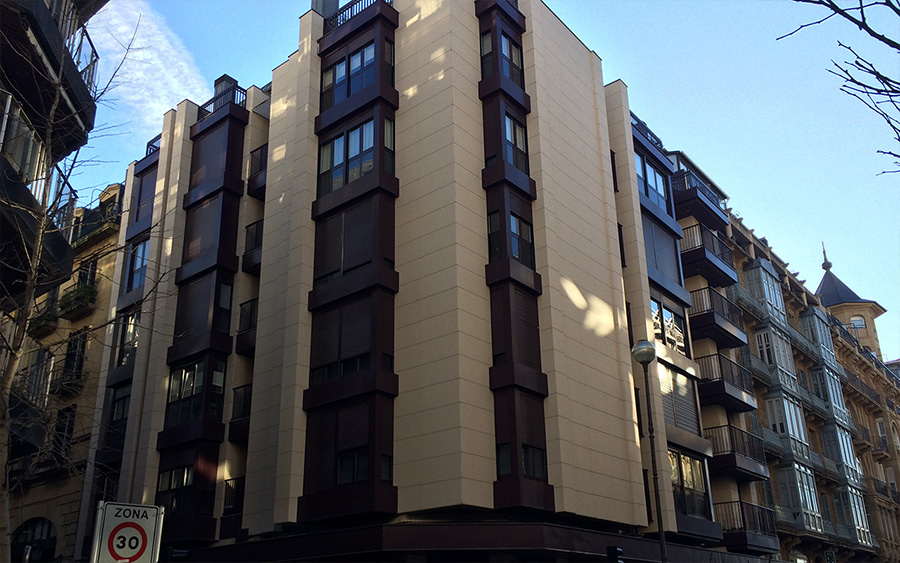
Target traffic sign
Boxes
[91,502,164,563]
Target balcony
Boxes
[27,305,59,339]
[821,456,840,481]
[228,384,252,444]
[1,2,99,160]
[871,477,890,499]
[72,201,120,250]
[146,133,161,156]
[323,0,395,34]
[714,501,779,555]
[220,476,246,539]
[57,281,96,320]
[761,426,784,457]
[196,84,246,122]
[670,169,729,231]
[844,370,882,408]
[235,299,258,357]
[739,347,772,387]
[48,364,84,397]
[247,144,267,201]
[854,424,874,450]
[786,320,819,363]
[874,435,890,460]
[242,220,263,276]
[695,354,756,411]
[689,287,748,349]
[680,224,737,288]
[705,425,769,481]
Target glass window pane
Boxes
[335,62,346,82]
[365,43,375,65]
[481,32,492,55]
[363,120,374,150]
[320,142,332,171]
[348,127,360,158]
[350,52,361,73]
[323,67,333,89]
[333,137,344,167]
[505,116,513,143]
[385,119,394,150]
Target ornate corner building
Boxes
[41,1,898,562]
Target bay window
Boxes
[504,114,528,172]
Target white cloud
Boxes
[88,1,212,135]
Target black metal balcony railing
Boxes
[630,112,666,152]
[146,133,162,156]
[238,299,258,333]
[231,384,252,421]
[72,201,121,244]
[705,425,766,463]
[714,501,777,537]
[47,0,100,95]
[681,224,734,265]
[323,0,394,34]
[197,85,247,121]
[872,477,890,498]
[245,221,264,254]
[249,144,268,177]
[670,169,726,211]
[696,354,753,394]
[845,370,882,406]
[690,287,743,326]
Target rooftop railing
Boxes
[630,112,666,152]
[670,169,726,210]
[681,224,734,266]
[197,85,247,121]
[323,0,394,34]
[72,199,120,244]
[146,133,162,156]
[690,287,744,327]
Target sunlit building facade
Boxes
[72,0,895,562]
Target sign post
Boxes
[91,502,164,563]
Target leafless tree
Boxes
[780,0,900,171]
[0,8,139,561]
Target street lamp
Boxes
[631,339,668,563]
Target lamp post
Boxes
[631,339,668,563]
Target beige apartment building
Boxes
[49,0,896,562]
[8,185,121,562]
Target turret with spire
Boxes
[815,244,886,360]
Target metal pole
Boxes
[643,361,669,563]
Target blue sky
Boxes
[81,0,899,361]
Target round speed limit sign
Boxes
[91,502,163,563]
[107,522,148,563]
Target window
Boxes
[337,448,369,484]
[669,449,710,518]
[318,119,375,196]
[349,42,376,94]
[52,406,75,459]
[384,118,395,175]
[659,366,699,434]
[125,239,148,292]
[635,151,669,212]
[488,212,501,262]
[321,60,346,109]
[510,213,534,269]
[12,518,56,563]
[496,443,511,476]
[117,310,140,366]
[385,39,394,87]
[504,114,528,172]
[321,42,375,111]
[745,263,786,325]
[650,293,687,356]
[214,282,232,334]
[77,259,97,287]
[132,166,157,223]
[313,199,374,286]
[61,329,87,380]
[309,298,372,386]
[108,386,130,450]
[523,444,547,479]
[795,463,823,531]
[501,34,523,86]
[157,465,194,515]
[480,32,492,79]
[642,215,680,284]
[166,359,226,428]
[850,315,866,329]
[249,143,267,176]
